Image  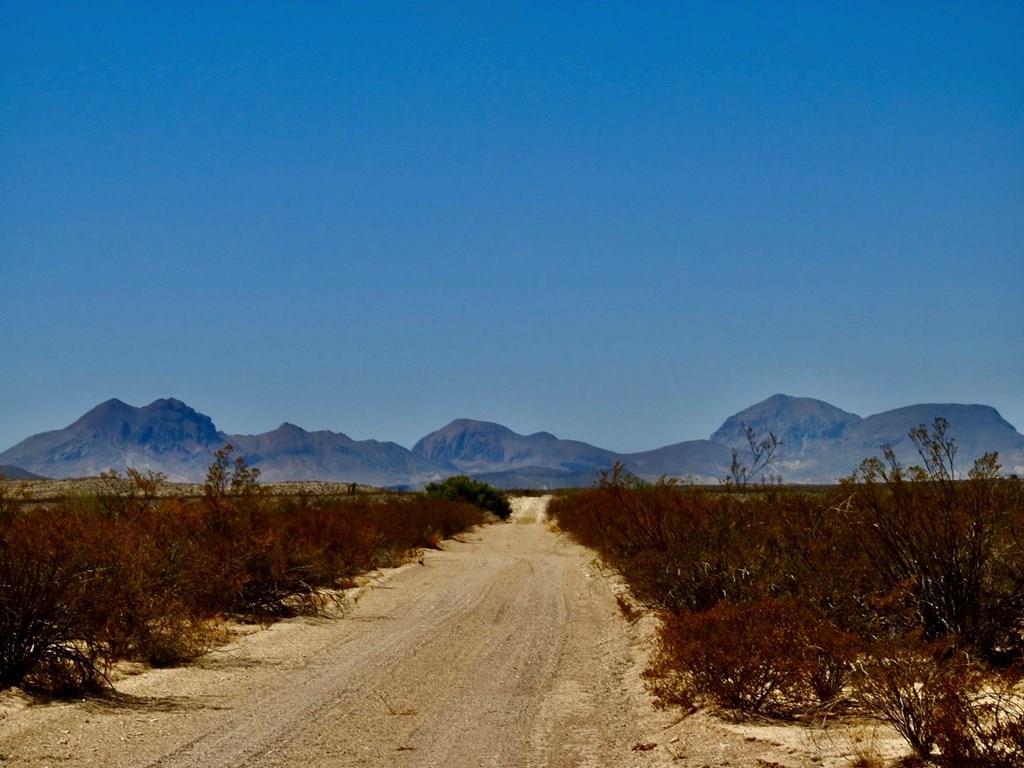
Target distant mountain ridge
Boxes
[0,398,452,487]
[1,394,1021,487]
[412,419,620,476]
[228,422,452,486]
[0,398,222,481]
[412,419,733,486]
[709,394,1024,482]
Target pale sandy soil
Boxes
[0,496,907,767]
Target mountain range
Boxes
[0,398,449,488]
[1,394,1021,487]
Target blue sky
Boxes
[2,2,1022,452]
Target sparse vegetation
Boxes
[550,419,1024,762]
[0,454,486,696]
[723,422,782,489]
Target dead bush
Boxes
[130,612,223,668]
[847,421,1024,661]
[0,467,486,694]
[649,598,857,716]
[932,665,1024,767]
[0,509,109,694]
[549,483,772,613]
[95,468,166,520]
[855,645,1024,765]
[853,643,960,759]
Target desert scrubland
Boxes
[550,424,1024,766]
[0,458,488,694]
[0,495,665,767]
[2,424,1022,766]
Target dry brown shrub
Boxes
[649,598,858,717]
[932,665,1024,767]
[855,646,1024,765]
[132,614,224,668]
[853,644,953,759]
[0,507,109,694]
[549,483,772,614]
[847,424,1024,661]
[0,478,486,695]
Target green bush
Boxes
[424,475,512,520]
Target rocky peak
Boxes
[711,394,863,455]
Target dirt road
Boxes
[0,496,671,767]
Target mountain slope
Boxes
[0,465,45,480]
[470,466,603,490]
[710,397,1024,481]
[227,422,452,486]
[412,419,620,476]
[710,394,862,454]
[622,440,733,482]
[839,404,1024,476]
[413,420,734,486]
[0,399,453,486]
[0,398,223,481]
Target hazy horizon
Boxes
[3,3,1022,454]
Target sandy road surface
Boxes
[0,496,670,768]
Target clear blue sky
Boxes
[2,2,1022,452]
